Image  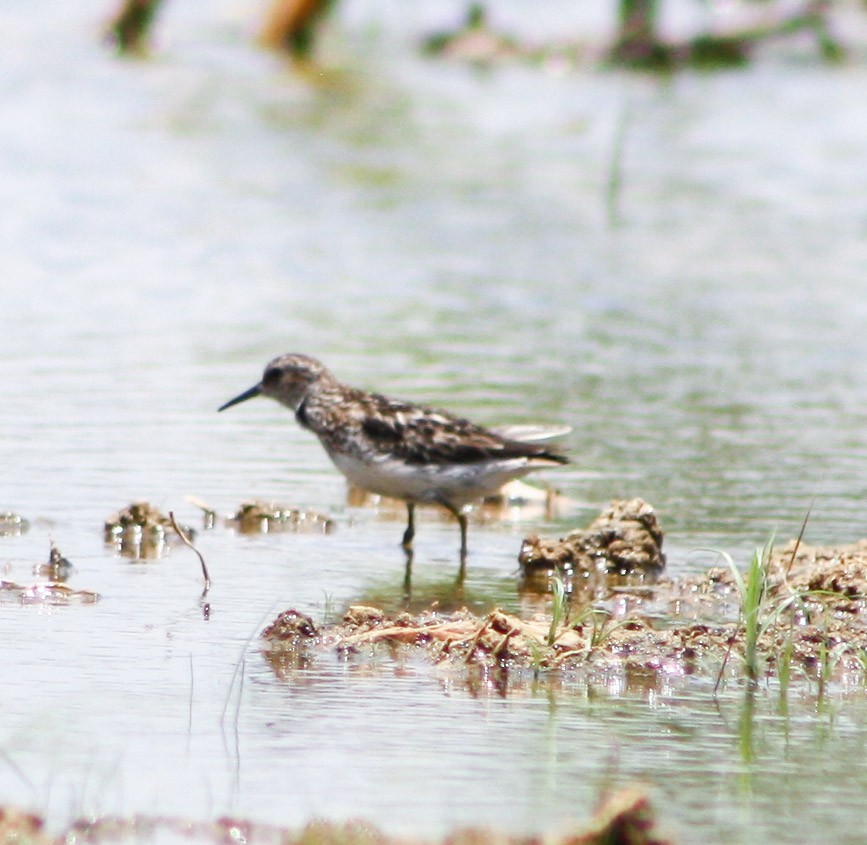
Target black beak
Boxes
[218,384,262,412]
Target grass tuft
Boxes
[547,572,570,646]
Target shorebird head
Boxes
[218,353,330,413]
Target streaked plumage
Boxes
[219,353,568,563]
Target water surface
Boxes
[2,2,867,842]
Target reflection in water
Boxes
[738,684,758,772]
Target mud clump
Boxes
[571,787,669,845]
[104,501,194,559]
[185,496,336,534]
[0,512,30,536]
[228,500,334,534]
[768,538,867,601]
[262,609,319,642]
[33,543,74,581]
[1,542,98,605]
[519,498,666,580]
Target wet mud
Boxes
[186,496,335,535]
[263,502,867,692]
[519,497,666,580]
[0,512,29,537]
[0,786,668,845]
[32,543,75,581]
[227,499,335,534]
[0,542,98,605]
[104,501,195,560]
[0,579,99,606]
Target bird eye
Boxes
[263,367,281,385]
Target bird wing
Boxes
[358,396,568,466]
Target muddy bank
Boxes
[263,501,867,691]
[0,787,668,845]
[262,587,867,691]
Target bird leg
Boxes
[456,513,468,582]
[402,547,414,598]
[437,499,469,571]
[401,502,416,550]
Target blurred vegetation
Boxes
[608,0,843,68]
[106,0,163,53]
[258,0,338,57]
[105,0,846,68]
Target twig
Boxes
[169,511,211,591]
[714,627,739,696]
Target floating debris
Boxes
[227,500,335,535]
[33,543,74,581]
[104,501,194,559]
[0,579,99,606]
[0,512,30,537]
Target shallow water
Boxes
[3,1,867,841]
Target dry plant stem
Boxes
[784,499,814,579]
[222,608,279,732]
[340,625,435,646]
[714,632,737,696]
[169,511,211,590]
[465,619,492,664]
[552,646,590,666]
[492,627,520,661]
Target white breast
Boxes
[327,449,547,509]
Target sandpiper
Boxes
[219,353,569,564]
